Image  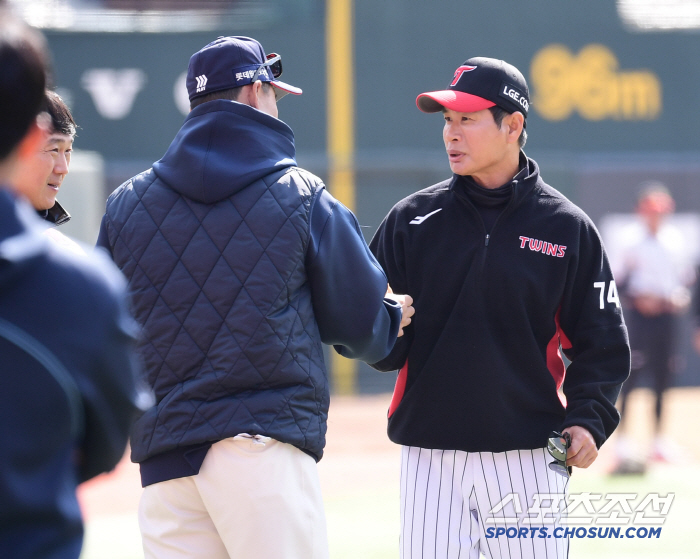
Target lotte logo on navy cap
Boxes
[186,36,302,103]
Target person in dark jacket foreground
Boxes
[370,57,630,559]
[0,11,146,559]
[96,36,411,559]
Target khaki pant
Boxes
[138,435,329,559]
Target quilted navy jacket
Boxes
[97,100,400,464]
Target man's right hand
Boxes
[386,285,414,337]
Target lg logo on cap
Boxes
[502,85,529,112]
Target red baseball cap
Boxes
[417,57,529,116]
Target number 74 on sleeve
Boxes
[593,281,620,310]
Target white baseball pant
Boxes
[400,446,570,559]
[138,435,329,559]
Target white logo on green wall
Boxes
[530,44,662,121]
[81,68,147,120]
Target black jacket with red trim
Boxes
[369,155,630,453]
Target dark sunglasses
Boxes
[251,52,283,83]
[547,431,572,477]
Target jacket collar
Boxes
[450,151,539,206]
[37,200,71,226]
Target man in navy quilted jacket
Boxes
[96,36,410,559]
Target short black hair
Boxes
[0,10,48,159]
[43,90,76,137]
[189,82,272,110]
[489,106,527,149]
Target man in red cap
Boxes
[369,57,630,558]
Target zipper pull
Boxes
[485,234,490,247]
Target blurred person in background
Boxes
[9,89,81,252]
[612,182,695,474]
[11,89,74,227]
[0,10,147,559]
[96,36,409,559]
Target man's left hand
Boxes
[563,426,598,468]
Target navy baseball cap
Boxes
[186,36,302,102]
[417,57,529,118]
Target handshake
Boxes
[385,286,415,338]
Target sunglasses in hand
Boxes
[547,431,572,477]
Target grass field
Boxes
[79,388,700,558]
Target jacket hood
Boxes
[153,100,297,203]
